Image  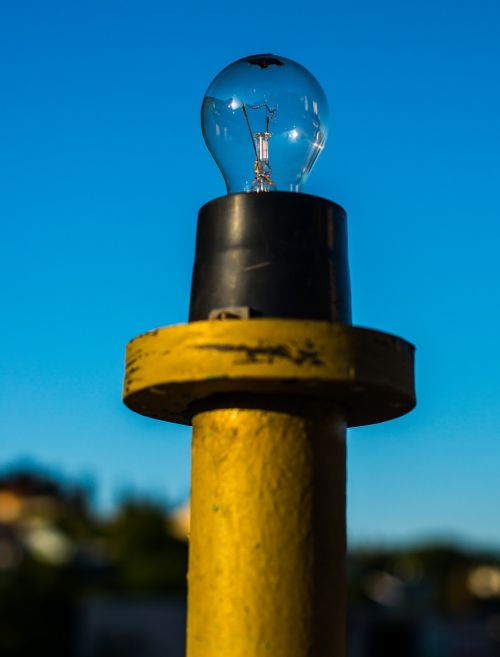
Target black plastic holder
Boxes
[189,192,351,323]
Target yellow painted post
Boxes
[188,405,346,657]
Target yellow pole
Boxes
[187,403,346,657]
[123,319,415,657]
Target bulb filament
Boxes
[241,102,277,192]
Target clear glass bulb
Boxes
[201,54,329,194]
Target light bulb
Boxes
[201,54,329,194]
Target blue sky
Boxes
[1,0,499,548]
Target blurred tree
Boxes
[104,499,188,595]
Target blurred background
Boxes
[1,0,499,655]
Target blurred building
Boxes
[77,599,186,657]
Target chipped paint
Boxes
[196,341,324,366]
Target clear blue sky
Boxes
[1,0,499,548]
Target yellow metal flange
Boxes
[123,319,415,427]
